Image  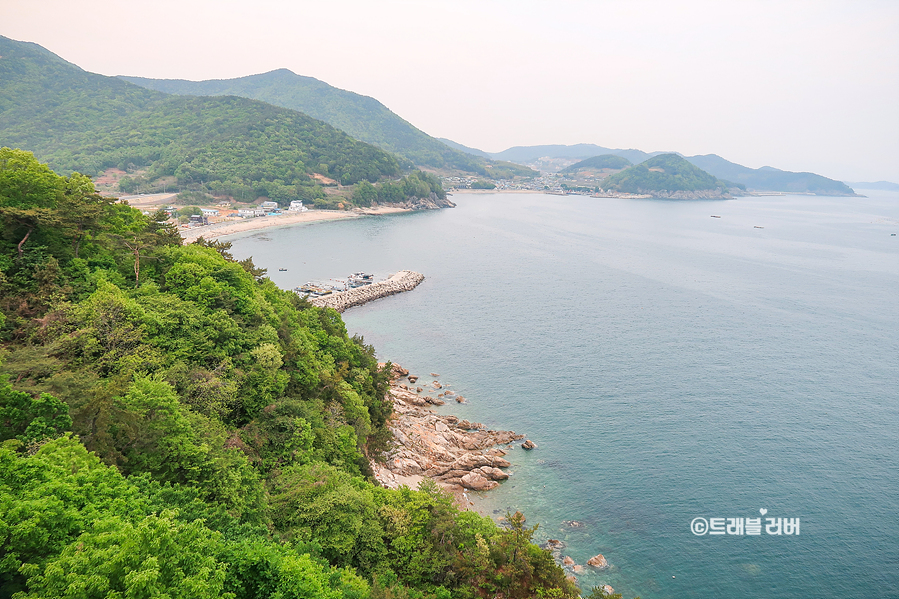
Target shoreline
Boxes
[371,364,528,512]
[178,206,410,242]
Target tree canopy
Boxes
[0,149,580,599]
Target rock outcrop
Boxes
[381,192,456,211]
[370,367,524,501]
[587,554,609,569]
[309,270,424,313]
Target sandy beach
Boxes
[179,206,410,242]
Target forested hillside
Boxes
[121,70,489,174]
[684,154,858,196]
[601,153,733,195]
[560,155,632,173]
[0,36,401,204]
[0,147,580,599]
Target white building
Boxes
[288,200,309,212]
[260,201,279,210]
[200,208,220,217]
[238,208,267,218]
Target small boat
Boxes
[710,215,721,218]
[347,272,375,287]
[279,268,288,271]
[754,226,764,229]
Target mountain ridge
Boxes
[0,35,402,205]
[445,140,858,196]
[120,70,488,174]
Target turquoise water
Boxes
[229,192,899,598]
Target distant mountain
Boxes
[842,181,899,191]
[560,154,632,173]
[684,154,857,196]
[0,35,401,205]
[601,154,733,198]
[121,70,487,174]
[437,138,492,159]
[443,142,663,168]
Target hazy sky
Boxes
[3,0,898,182]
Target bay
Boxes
[229,191,899,599]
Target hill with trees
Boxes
[0,36,403,206]
[560,154,632,173]
[684,154,859,196]
[121,70,490,174]
[600,153,735,198]
[0,147,582,599]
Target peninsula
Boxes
[600,153,739,199]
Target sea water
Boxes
[229,191,899,599]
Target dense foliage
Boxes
[0,148,578,599]
[121,70,490,175]
[600,154,731,194]
[484,161,538,180]
[0,36,401,204]
[351,172,446,206]
[560,155,632,173]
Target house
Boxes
[188,214,208,225]
[260,201,279,210]
[200,208,220,217]
[288,200,309,212]
[238,208,267,218]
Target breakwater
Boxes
[309,270,424,312]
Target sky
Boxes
[2,0,898,182]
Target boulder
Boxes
[602,586,614,595]
[460,472,498,491]
[587,554,609,569]
[478,466,509,481]
[573,565,585,574]
[455,395,466,403]
[430,373,440,377]
[521,439,537,450]
[433,382,442,389]
[408,376,418,383]
[416,387,423,393]
[562,556,574,566]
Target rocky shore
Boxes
[371,365,526,503]
[380,192,456,210]
[309,270,425,312]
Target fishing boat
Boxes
[347,272,374,288]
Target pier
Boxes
[308,270,424,312]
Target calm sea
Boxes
[229,191,899,599]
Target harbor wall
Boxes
[309,270,425,312]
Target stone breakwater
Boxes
[309,270,425,313]
[371,365,525,501]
